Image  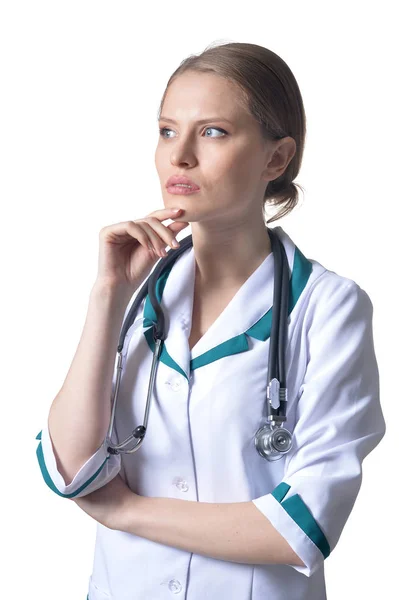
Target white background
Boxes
[1,1,397,598]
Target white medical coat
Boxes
[35,225,386,600]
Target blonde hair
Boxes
[158,41,307,224]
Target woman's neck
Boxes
[190,218,272,287]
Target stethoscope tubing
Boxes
[104,227,290,456]
[268,226,290,419]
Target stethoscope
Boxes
[103,226,293,462]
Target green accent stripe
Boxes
[142,241,314,374]
[271,481,291,502]
[143,263,174,327]
[143,328,188,380]
[244,309,272,342]
[190,333,248,371]
[272,481,331,558]
[246,245,313,341]
[290,246,313,307]
[35,432,111,499]
[281,494,331,558]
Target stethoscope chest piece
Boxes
[105,227,295,460]
[254,423,293,461]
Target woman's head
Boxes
[155,42,306,227]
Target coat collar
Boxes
[143,226,313,381]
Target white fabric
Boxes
[36,226,385,600]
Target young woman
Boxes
[35,42,386,600]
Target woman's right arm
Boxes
[36,207,189,496]
[47,279,133,486]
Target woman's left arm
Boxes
[121,493,305,566]
[72,473,141,530]
[73,475,304,566]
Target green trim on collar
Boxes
[143,263,174,327]
[190,333,249,371]
[142,243,313,375]
[35,431,111,499]
[246,245,312,341]
[143,328,188,380]
[271,481,291,502]
[272,481,331,559]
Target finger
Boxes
[167,221,190,234]
[146,207,185,221]
[137,221,173,257]
[138,218,185,255]
[100,221,153,252]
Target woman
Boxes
[35,42,386,600]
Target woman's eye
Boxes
[204,127,227,137]
[159,127,174,139]
[159,126,227,139]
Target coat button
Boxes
[168,579,182,593]
[173,477,189,492]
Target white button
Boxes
[168,579,182,593]
[173,477,189,492]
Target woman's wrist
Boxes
[89,278,135,317]
[91,277,135,299]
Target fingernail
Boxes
[172,208,181,213]
[171,239,180,248]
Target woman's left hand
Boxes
[72,474,140,531]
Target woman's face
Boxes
[155,71,282,225]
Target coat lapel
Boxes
[142,244,196,381]
[142,226,313,380]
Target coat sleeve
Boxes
[34,290,147,499]
[35,420,121,500]
[34,373,122,499]
[251,279,386,577]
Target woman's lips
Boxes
[166,186,201,195]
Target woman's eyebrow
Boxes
[158,116,234,125]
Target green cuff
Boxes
[272,481,331,558]
[35,431,110,499]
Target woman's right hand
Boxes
[96,208,189,292]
